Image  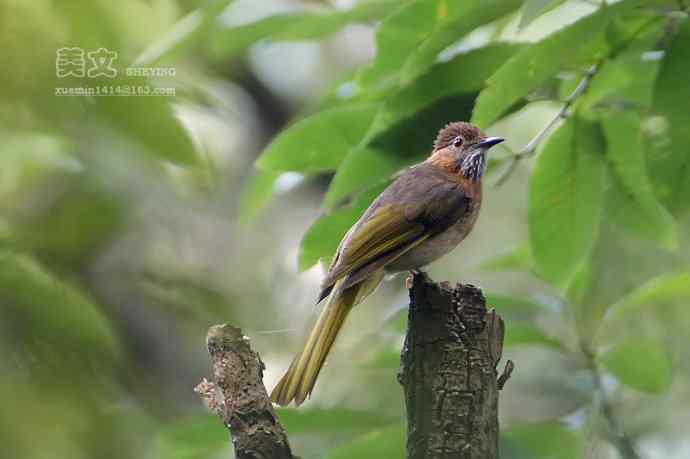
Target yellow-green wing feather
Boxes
[321,204,427,290]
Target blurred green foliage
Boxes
[2,0,690,458]
[208,0,396,57]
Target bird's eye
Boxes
[453,137,463,148]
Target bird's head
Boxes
[428,122,504,181]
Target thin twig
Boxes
[580,341,642,459]
[494,64,600,187]
[497,360,515,390]
[493,11,664,187]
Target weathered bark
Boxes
[196,277,511,458]
[195,324,294,459]
[399,273,511,459]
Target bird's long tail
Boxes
[271,271,384,406]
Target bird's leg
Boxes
[405,271,415,289]
[405,269,428,289]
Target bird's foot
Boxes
[405,273,414,289]
[405,270,428,289]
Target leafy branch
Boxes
[494,63,600,187]
[494,8,664,187]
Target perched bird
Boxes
[271,122,504,406]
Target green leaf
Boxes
[152,416,227,459]
[325,423,405,459]
[0,250,120,357]
[565,260,591,306]
[601,339,672,394]
[602,112,677,250]
[651,19,690,216]
[472,1,631,127]
[519,0,566,30]
[356,0,443,89]
[479,244,532,272]
[358,0,521,90]
[504,323,562,350]
[579,52,660,115]
[604,9,664,57]
[299,184,387,271]
[324,147,408,209]
[321,44,524,208]
[277,407,394,434]
[324,90,479,208]
[94,76,198,165]
[502,421,582,459]
[397,0,522,85]
[528,119,606,287]
[209,1,395,57]
[599,270,690,331]
[370,43,524,139]
[134,0,235,66]
[571,217,682,340]
[237,170,281,223]
[257,105,377,174]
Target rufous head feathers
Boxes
[433,122,485,151]
[428,122,504,182]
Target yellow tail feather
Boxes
[271,272,383,406]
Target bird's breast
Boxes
[385,199,481,272]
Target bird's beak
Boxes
[475,137,504,150]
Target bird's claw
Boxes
[405,270,427,289]
[405,273,414,289]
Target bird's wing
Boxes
[317,165,471,300]
[317,203,429,299]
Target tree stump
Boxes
[399,273,510,459]
[196,276,511,459]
